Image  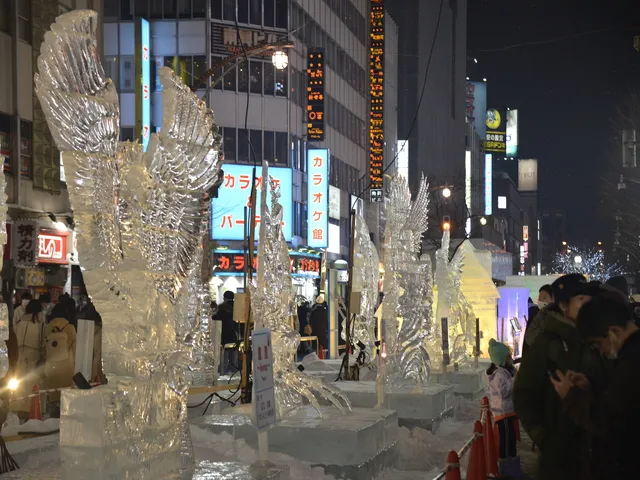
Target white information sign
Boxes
[252,328,276,430]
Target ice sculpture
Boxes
[432,232,477,369]
[342,213,379,361]
[381,174,432,385]
[0,171,8,380]
[34,10,222,478]
[251,162,350,418]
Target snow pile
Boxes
[190,425,337,480]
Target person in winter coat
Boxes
[513,274,607,480]
[43,303,77,409]
[309,295,328,355]
[523,285,554,348]
[549,292,640,480]
[13,299,45,420]
[213,291,238,374]
[12,291,32,328]
[485,339,524,477]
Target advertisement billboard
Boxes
[307,148,329,248]
[506,109,518,157]
[465,81,487,139]
[518,159,538,191]
[306,50,325,141]
[329,185,340,220]
[397,140,409,179]
[484,153,493,215]
[483,108,506,153]
[135,18,151,151]
[369,0,385,202]
[210,165,293,241]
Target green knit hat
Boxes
[488,339,510,366]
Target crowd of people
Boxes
[7,291,103,421]
[484,273,640,479]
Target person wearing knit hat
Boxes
[485,339,524,477]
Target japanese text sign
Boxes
[307,50,325,141]
[482,107,506,153]
[13,220,37,267]
[369,0,385,202]
[307,149,329,248]
[252,328,276,430]
[37,232,68,264]
[214,253,320,276]
[211,165,293,241]
[135,18,151,152]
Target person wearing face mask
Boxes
[550,292,640,480]
[523,284,554,350]
[12,291,32,327]
[513,274,607,480]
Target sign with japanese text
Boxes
[211,24,280,58]
[135,18,151,151]
[13,220,37,267]
[25,268,45,287]
[306,50,325,141]
[252,328,276,430]
[210,165,293,241]
[37,232,68,264]
[307,149,329,248]
[523,225,529,242]
[465,82,487,139]
[506,109,518,157]
[484,154,493,215]
[482,107,506,153]
[369,0,385,202]
[329,185,340,220]
[213,252,321,276]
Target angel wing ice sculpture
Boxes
[0,172,8,380]
[251,162,350,418]
[381,174,433,385]
[34,10,222,478]
[342,213,379,361]
[432,230,477,369]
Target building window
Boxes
[249,0,261,25]
[163,0,176,17]
[264,130,274,164]
[0,113,10,173]
[264,0,275,27]
[237,61,248,93]
[249,60,262,94]
[237,0,248,23]
[20,120,31,178]
[211,0,222,19]
[222,127,236,162]
[104,56,119,86]
[18,0,31,43]
[275,0,287,29]
[222,62,236,91]
[275,66,287,97]
[120,56,135,92]
[0,0,10,33]
[237,128,249,163]
[120,127,135,142]
[264,62,275,95]
[249,129,262,163]
[223,0,234,21]
[275,132,287,167]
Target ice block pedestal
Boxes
[432,368,487,399]
[325,381,454,431]
[190,406,398,480]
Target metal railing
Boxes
[430,431,483,480]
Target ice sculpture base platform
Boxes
[325,381,454,431]
[432,368,487,399]
[190,406,398,480]
[0,461,290,479]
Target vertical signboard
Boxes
[465,81,487,139]
[135,18,151,151]
[483,108,506,153]
[252,328,276,430]
[307,149,329,248]
[506,109,519,157]
[397,140,409,180]
[369,0,385,202]
[306,50,325,141]
[484,153,493,215]
[518,159,538,191]
[465,150,472,235]
[13,220,38,267]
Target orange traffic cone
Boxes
[445,451,462,480]
[318,346,325,360]
[29,385,43,421]
[467,421,486,480]
[481,397,499,476]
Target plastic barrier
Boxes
[481,396,499,476]
[444,451,462,480]
[467,421,486,480]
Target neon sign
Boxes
[369,0,385,202]
[37,233,68,264]
[136,18,151,151]
[307,149,329,248]
[306,50,325,141]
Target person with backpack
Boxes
[513,274,606,479]
[43,303,76,416]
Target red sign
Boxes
[214,253,320,276]
[37,232,68,264]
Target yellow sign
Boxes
[306,51,325,141]
[486,108,501,130]
[369,0,385,201]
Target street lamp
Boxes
[480,217,487,226]
[271,50,289,70]
[574,255,583,265]
[562,241,567,246]
[442,187,452,198]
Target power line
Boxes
[353,0,446,205]
[474,24,640,53]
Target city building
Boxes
[0,0,100,310]
[103,0,398,302]
[540,211,566,274]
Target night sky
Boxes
[467,0,640,245]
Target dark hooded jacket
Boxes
[213,300,238,346]
[513,308,607,480]
[308,302,328,350]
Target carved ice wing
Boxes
[34,10,122,272]
[139,67,223,297]
[34,10,119,157]
[405,175,430,234]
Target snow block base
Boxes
[432,368,486,399]
[325,381,454,431]
[190,406,398,480]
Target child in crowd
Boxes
[486,339,525,478]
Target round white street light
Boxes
[574,255,583,265]
[480,217,487,226]
[272,50,289,70]
[442,187,452,198]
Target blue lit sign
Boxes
[140,18,151,151]
[484,153,493,215]
[307,148,329,248]
[211,165,293,241]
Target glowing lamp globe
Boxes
[272,50,289,70]
[442,187,452,198]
